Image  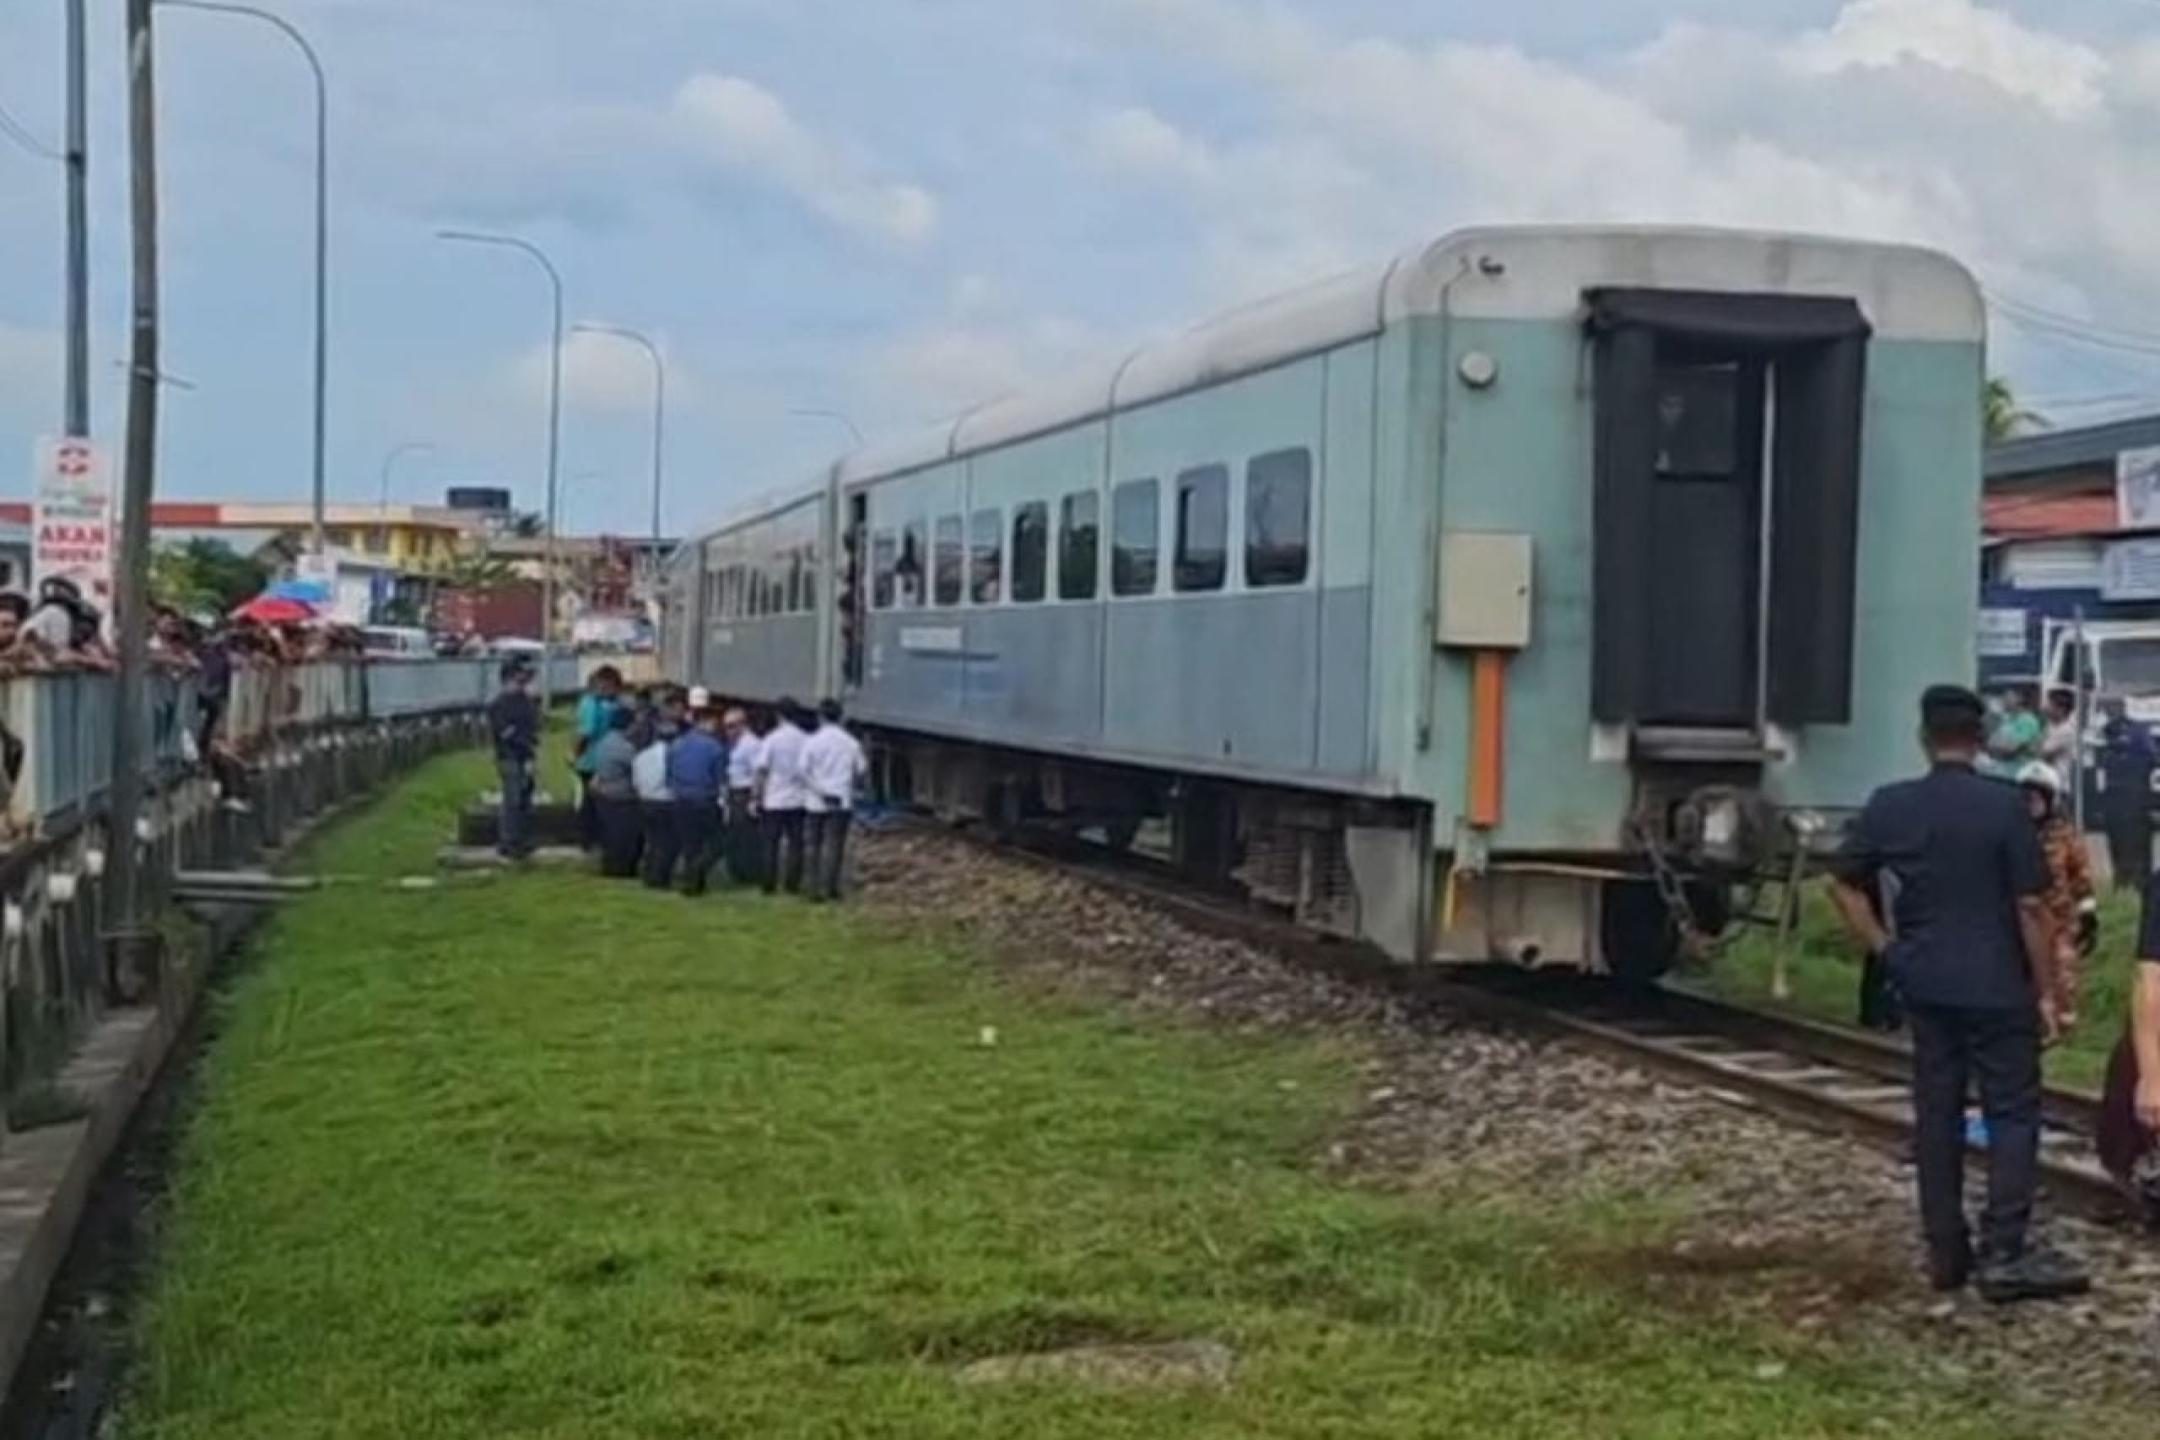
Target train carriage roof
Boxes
[691,226,1980,544]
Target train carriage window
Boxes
[934,516,964,607]
[1058,491,1100,601]
[871,530,897,610]
[1112,479,1159,596]
[802,546,818,611]
[970,508,1002,604]
[1174,464,1229,593]
[1012,502,1049,602]
[787,549,804,613]
[899,521,927,609]
[1244,449,1312,588]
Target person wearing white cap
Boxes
[2017,761,2098,1029]
[689,685,712,711]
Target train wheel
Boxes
[1599,880,1679,987]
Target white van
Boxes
[361,626,433,660]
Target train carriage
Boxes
[666,225,1985,976]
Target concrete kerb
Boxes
[0,705,485,1405]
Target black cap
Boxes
[1920,684,1985,730]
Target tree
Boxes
[428,548,520,592]
[1986,376,2049,443]
[149,538,269,617]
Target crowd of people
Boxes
[0,577,381,828]
[487,664,868,902]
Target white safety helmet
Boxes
[2015,761,2063,797]
[688,686,712,711]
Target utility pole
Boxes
[437,230,564,649]
[108,0,163,1000]
[158,0,330,557]
[571,320,666,557]
[64,0,89,437]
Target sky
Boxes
[5,0,2160,540]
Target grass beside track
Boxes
[126,748,2088,1438]
[1710,883,2138,1091]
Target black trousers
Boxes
[1857,953,1904,1033]
[806,810,852,900]
[762,809,806,894]
[577,773,601,851]
[595,794,642,878]
[2105,800,2151,888]
[641,801,678,889]
[1907,1003,2041,1265]
[725,789,763,885]
[674,799,722,895]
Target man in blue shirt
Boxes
[666,705,728,896]
[1830,684,2087,1304]
[572,666,623,850]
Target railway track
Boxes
[900,815,2133,1223]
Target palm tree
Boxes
[1986,377,2049,443]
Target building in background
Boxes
[1983,416,2160,688]
[0,491,672,630]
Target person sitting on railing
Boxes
[23,578,109,671]
[150,606,199,672]
[0,592,51,676]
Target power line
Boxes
[1987,289,2160,347]
[0,91,62,161]
[1990,301,2160,362]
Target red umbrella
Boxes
[231,594,318,624]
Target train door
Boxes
[1640,360,1765,727]
[1588,289,1870,737]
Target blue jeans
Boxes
[497,759,535,858]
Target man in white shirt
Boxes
[632,710,677,889]
[722,707,765,886]
[756,698,812,895]
[803,698,870,902]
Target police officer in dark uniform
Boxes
[1828,685,2090,1303]
[2099,697,2155,888]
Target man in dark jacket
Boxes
[486,661,540,861]
[1829,684,2088,1304]
[2099,698,2155,888]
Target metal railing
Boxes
[0,655,589,841]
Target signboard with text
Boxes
[1976,606,2029,660]
[2103,537,2160,601]
[2121,445,2160,530]
[31,436,112,608]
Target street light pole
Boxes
[63,0,89,437]
[790,407,864,447]
[571,323,666,549]
[158,0,328,557]
[108,0,164,1000]
[437,229,563,650]
[379,440,433,514]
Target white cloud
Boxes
[512,331,684,417]
[1094,0,2160,354]
[669,73,938,246]
[871,298,1107,420]
[1084,106,1217,185]
[1788,0,2106,119]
